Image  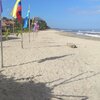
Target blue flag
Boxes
[23,9,30,28]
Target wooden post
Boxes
[28,6,30,43]
[13,18,15,33]
[21,23,23,48]
[32,17,35,40]
[29,15,30,43]
[0,15,3,68]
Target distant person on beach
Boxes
[33,21,39,39]
[33,21,39,32]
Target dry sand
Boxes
[0,29,100,100]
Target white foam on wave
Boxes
[85,34,100,38]
[76,31,100,38]
[77,32,84,35]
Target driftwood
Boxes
[67,43,77,48]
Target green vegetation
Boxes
[2,17,49,40]
[38,20,48,30]
[33,17,49,30]
[3,28,10,40]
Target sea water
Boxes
[54,28,100,38]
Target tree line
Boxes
[2,17,49,39]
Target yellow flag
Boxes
[11,0,21,18]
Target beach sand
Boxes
[0,29,100,100]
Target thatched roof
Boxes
[2,21,7,27]
[2,20,15,27]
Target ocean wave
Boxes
[85,34,100,38]
[76,32,100,38]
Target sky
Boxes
[2,0,100,29]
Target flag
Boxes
[11,0,22,23]
[0,0,3,15]
[16,0,22,23]
[11,0,20,18]
[23,9,30,28]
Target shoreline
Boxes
[52,29,100,41]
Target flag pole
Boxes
[32,17,35,40]
[0,15,3,68]
[20,0,23,48]
[29,15,30,43]
[13,18,15,33]
[21,22,23,48]
[28,5,30,43]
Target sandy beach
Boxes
[0,29,100,100]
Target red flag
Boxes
[16,0,22,23]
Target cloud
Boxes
[67,7,100,15]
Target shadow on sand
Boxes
[0,36,19,42]
[32,44,66,48]
[0,70,99,100]
[38,54,74,63]
[0,70,52,100]
[50,71,100,100]
[5,54,74,67]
